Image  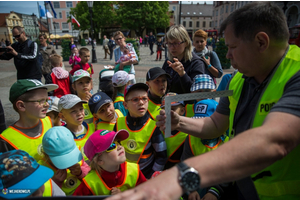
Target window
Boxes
[173,6,176,11]
[210,21,212,27]
[62,23,69,29]
[203,21,206,28]
[59,12,62,19]
[183,21,186,27]
[53,22,60,29]
[181,12,183,15]
[196,21,199,27]
[66,12,70,18]
[53,2,60,8]
[113,4,119,9]
[221,7,224,15]
[231,4,234,12]
[216,10,218,16]
[199,12,202,15]
[193,12,196,14]
[66,2,73,8]
[238,2,240,9]
[226,5,228,13]
[212,10,214,16]
[189,21,192,27]
[187,12,190,15]
[241,1,244,6]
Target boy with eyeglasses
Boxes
[114,83,167,179]
[0,79,58,162]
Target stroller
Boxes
[98,69,114,99]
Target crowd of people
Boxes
[0,2,300,200]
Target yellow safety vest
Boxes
[42,179,52,197]
[95,109,124,131]
[147,99,161,121]
[114,95,124,103]
[83,103,93,124]
[116,117,156,163]
[39,158,83,195]
[189,135,228,156]
[74,123,95,161]
[164,131,187,163]
[0,117,52,162]
[228,45,300,199]
[184,104,194,117]
[82,162,139,195]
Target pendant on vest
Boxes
[126,139,137,151]
[65,176,78,188]
[37,144,44,156]
[84,108,90,117]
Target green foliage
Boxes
[69,1,116,35]
[126,38,140,62]
[215,38,231,69]
[61,39,71,61]
[81,38,86,46]
[115,1,170,35]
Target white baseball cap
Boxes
[112,70,135,87]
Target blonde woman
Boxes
[162,25,205,94]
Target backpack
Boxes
[78,63,93,75]
[28,40,43,69]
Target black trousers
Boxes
[149,43,154,54]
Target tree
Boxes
[115,1,170,35]
[69,2,116,38]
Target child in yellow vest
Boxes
[0,79,57,162]
[0,150,65,198]
[46,96,66,126]
[71,69,94,125]
[88,91,123,131]
[41,126,90,195]
[160,92,188,170]
[114,83,168,179]
[146,67,171,120]
[111,70,135,116]
[73,129,147,196]
[58,94,95,160]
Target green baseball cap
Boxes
[9,79,58,104]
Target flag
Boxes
[71,15,80,27]
[45,1,57,18]
[46,9,53,18]
[39,5,45,17]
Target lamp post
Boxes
[32,14,38,39]
[53,22,58,49]
[87,1,97,63]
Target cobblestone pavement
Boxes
[0,44,234,126]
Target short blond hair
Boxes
[166,25,192,62]
[50,54,62,67]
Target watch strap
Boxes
[177,162,190,172]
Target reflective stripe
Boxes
[42,179,52,197]
[140,152,152,159]
[147,99,161,121]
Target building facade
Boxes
[47,1,79,38]
[15,12,39,41]
[0,12,23,44]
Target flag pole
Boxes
[44,1,49,35]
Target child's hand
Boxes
[188,191,201,200]
[84,91,92,101]
[167,58,185,77]
[52,169,67,183]
[201,192,218,200]
[111,187,121,195]
[69,163,82,176]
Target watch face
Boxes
[181,171,200,191]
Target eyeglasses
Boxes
[106,141,120,153]
[13,32,23,39]
[126,96,148,104]
[23,99,48,106]
[115,37,123,41]
[165,41,185,48]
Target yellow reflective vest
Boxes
[228,45,300,199]
[147,99,161,121]
[39,159,83,195]
[83,103,93,124]
[95,109,123,131]
[43,179,52,197]
[114,95,124,103]
[164,131,187,163]
[82,162,139,195]
[0,117,52,162]
[184,104,195,117]
[116,117,156,163]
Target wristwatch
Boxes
[176,162,201,194]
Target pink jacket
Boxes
[69,55,81,65]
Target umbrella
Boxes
[50,34,60,39]
[61,34,73,38]
[157,32,165,36]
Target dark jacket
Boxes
[0,39,42,80]
[162,52,205,94]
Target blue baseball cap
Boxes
[190,74,215,92]
[0,150,54,199]
[42,126,83,169]
[193,99,218,118]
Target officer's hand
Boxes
[156,109,180,132]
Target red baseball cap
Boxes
[84,129,129,161]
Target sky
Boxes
[0,1,214,17]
